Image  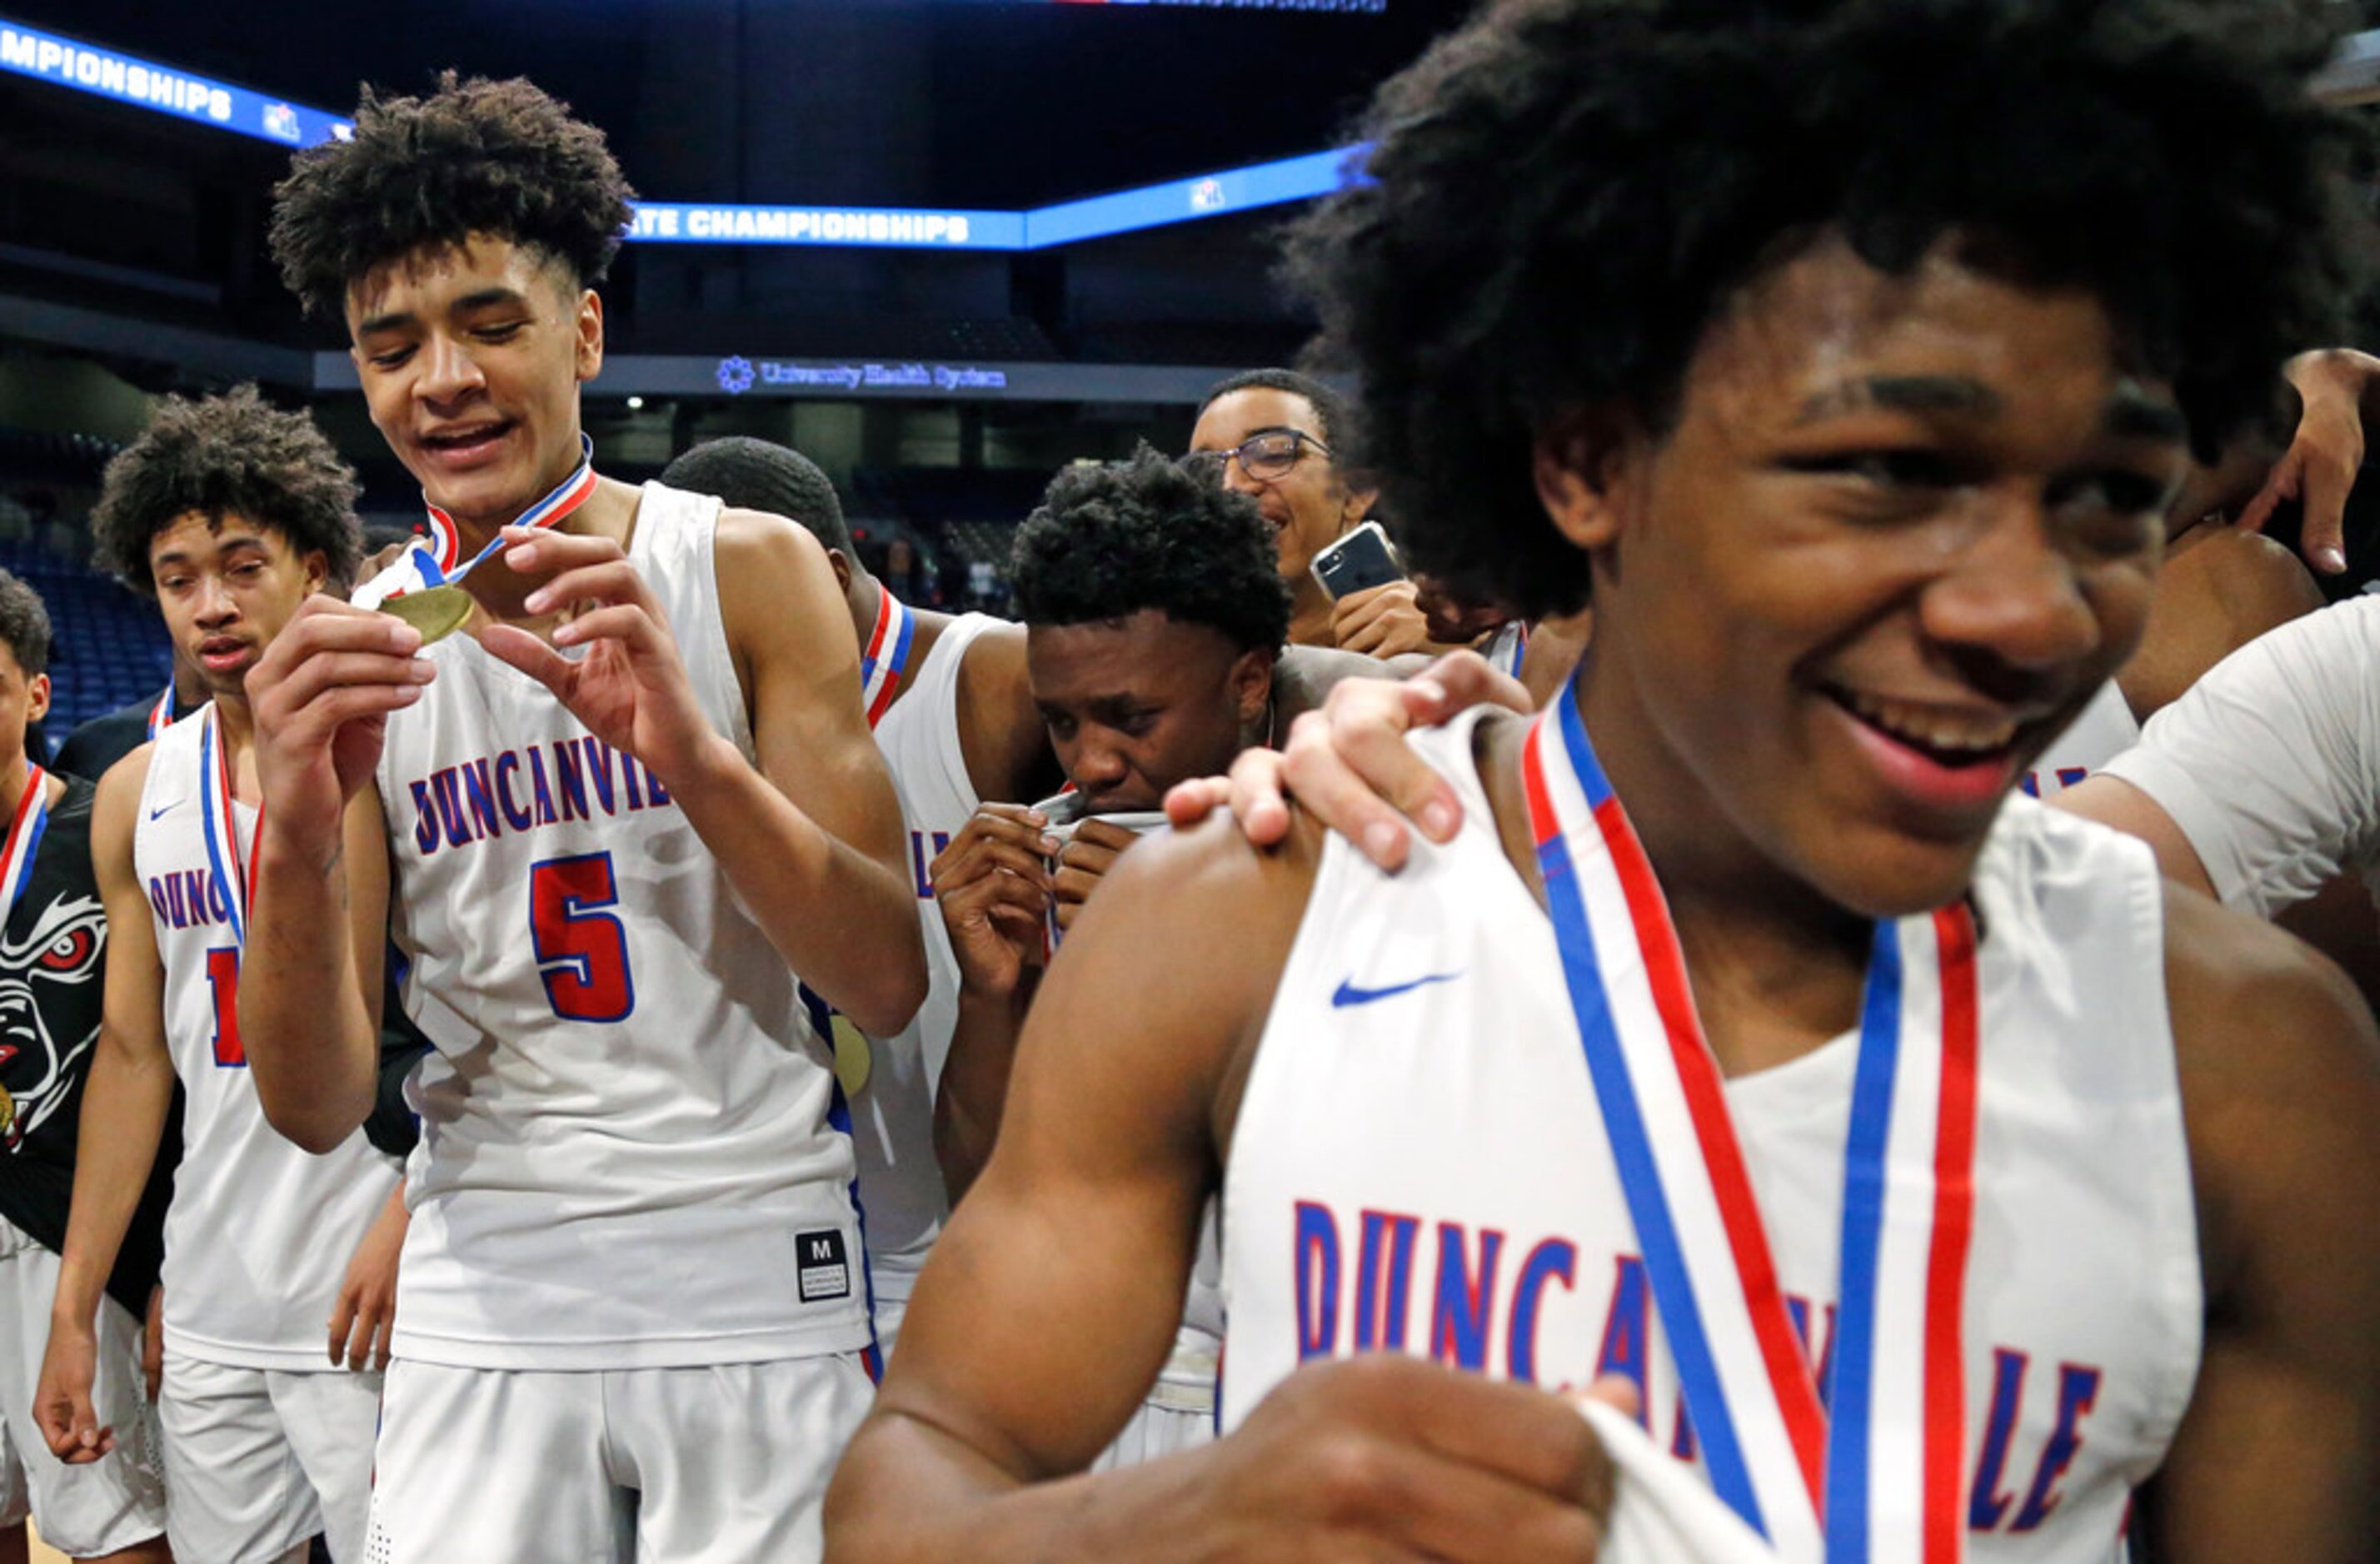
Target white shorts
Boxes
[1090,1329,1217,1473]
[0,1223,167,1557]
[158,1354,381,1564]
[366,1354,875,1564]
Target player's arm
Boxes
[954,625,1063,804]
[712,508,925,1035]
[830,819,1619,1562]
[481,516,926,1037]
[2117,524,2322,724]
[242,595,425,1152]
[242,783,392,1153]
[37,750,177,1461]
[2148,885,2380,1559]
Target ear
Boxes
[827,548,855,595]
[1532,406,1639,554]
[26,671,50,727]
[575,289,605,384]
[1337,480,1380,532]
[302,549,331,597]
[1230,647,1275,730]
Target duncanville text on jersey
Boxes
[402,737,676,856]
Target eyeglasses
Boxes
[1180,427,1330,485]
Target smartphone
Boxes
[1310,521,1405,600]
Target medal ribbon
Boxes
[0,764,52,932]
[197,707,262,949]
[423,432,600,583]
[1520,685,1978,1564]
[858,585,916,730]
[147,684,176,740]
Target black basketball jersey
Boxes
[0,775,172,1316]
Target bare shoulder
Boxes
[91,741,157,840]
[2163,879,2380,1272]
[2126,525,2323,720]
[711,504,835,582]
[1275,644,1392,724]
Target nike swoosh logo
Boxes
[147,803,178,821]
[1330,971,1464,1009]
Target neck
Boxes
[1286,577,1336,648]
[846,571,886,648]
[211,688,255,748]
[0,751,31,825]
[1569,651,1874,1075]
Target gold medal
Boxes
[0,1083,14,1140]
[380,585,474,645]
[830,1013,872,1098]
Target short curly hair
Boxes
[1286,0,2376,620]
[0,572,52,680]
[270,73,637,320]
[661,438,854,557]
[1013,446,1291,655]
[92,386,364,596]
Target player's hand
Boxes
[477,528,718,788]
[1050,818,1143,933]
[33,1319,112,1463]
[248,595,432,863]
[329,1193,407,1372]
[142,1285,162,1402]
[1163,650,1530,869]
[1331,580,1443,659]
[931,804,1054,999]
[1195,1355,1634,1561]
[2238,347,2380,575]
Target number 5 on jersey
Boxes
[207,946,245,1068]
[531,853,636,1023]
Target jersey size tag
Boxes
[796,1228,852,1303]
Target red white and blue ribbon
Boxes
[427,433,598,582]
[859,585,916,730]
[197,707,259,949]
[0,765,52,931]
[146,685,177,740]
[1486,620,1530,681]
[1520,685,1978,1564]
[356,435,599,610]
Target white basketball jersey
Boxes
[1223,715,2200,1562]
[136,712,402,1370]
[856,610,1004,1322]
[2021,681,2139,799]
[375,483,866,1370]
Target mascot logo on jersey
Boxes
[0,894,105,1150]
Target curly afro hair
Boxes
[1286,0,2376,620]
[92,386,363,596]
[661,438,854,557]
[1013,446,1291,655]
[270,73,636,320]
[0,573,52,680]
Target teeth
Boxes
[1842,689,2018,754]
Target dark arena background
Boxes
[0,0,1451,735]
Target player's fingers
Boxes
[1220,747,1295,847]
[2233,451,2298,535]
[955,812,1061,856]
[328,1292,359,1367]
[942,839,1053,893]
[525,561,661,620]
[372,1312,395,1373]
[1381,1366,1614,1508]
[1163,775,1234,830]
[2300,447,2358,575]
[261,651,437,719]
[501,525,627,575]
[1310,1434,1606,1562]
[476,624,577,693]
[1403,650,1532,721]
[279,684,428,742]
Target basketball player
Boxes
[826,3,2380,1560]
[657,436,1375,1356]
[35,388,402,1564]
[0,573,167,1564]
[242,78,925,1562]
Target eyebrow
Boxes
[354,286,529,338]
[1794,376,2005,424]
